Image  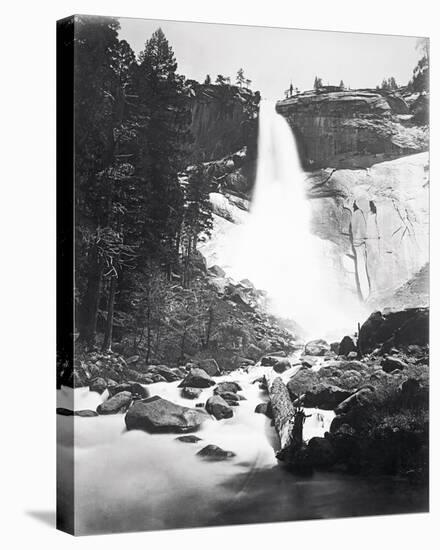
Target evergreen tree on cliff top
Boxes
[135,28,192,272]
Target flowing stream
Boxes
[57,361,427,534]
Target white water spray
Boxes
[231,100,365,338]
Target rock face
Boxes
[125,396,207,433]
[188,83,259,164]
[306,153,429,306]
[276,90,428,169]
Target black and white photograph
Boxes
[54,13,431,536]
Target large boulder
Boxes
[151,365,182,382]
[206,395,233,420]
[125,396,207,433]
[286,367,319,401]
[338,335,358,357]
[179,368,216,388]
[89,377,107,394]
[304,339,330,356]
[358,308,429,354]
[97,391,132,415]
[197,358,221,376]
[301,384,353,410]
[255,402,273,418]
[381,356,407,373]
[334,387,375,416]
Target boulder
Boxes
[182,387,203,399]
[75,409,99,417]
[301,356,317,368]
[381,356,407,373]
[286,367,319,401]
[89,377,107,394]
[302,384,353,410]
[338,335,358,356]
[196,444,236,461]
[214,381,242,394]
[179,368,216,388]
[334,387,375,416]
[358,308,429,354]
[126,355,140,365]
[304,339,330,356]
[206,395,234,420]
[108,382,149,399]
[254,402,273,418]
[151,365,182,382]
[330,342,340,354]
[197,358,221,376]
[272,358,291,373]
[125,396,207,433]
[208,264,226,278]
[175,435,202,443]
[97,391,132,415]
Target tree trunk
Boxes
[78,245,103,347]
[265,374,296,459]
[101,275,117,352]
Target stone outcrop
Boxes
[276,89,428,169]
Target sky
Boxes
[118,17,423,100]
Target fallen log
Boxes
[265,373,310,462]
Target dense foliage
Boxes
[74,18,214,356]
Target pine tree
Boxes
[204,74,211,85]
[339,80,345,89]
[236,68,246,88]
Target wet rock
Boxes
[126,355,140,365]
[197,444,236,461]
[197,358,221,376]
[334,388,375,416]
[56,407,74,416]
[89,377,107,394]
[304,339,330,356]
[149,365,182,382]
[133,373,154,385]
[75,409,99,417]
[347,351,358,360]
[302,384,353,410]
[272,358,291,373]
[214,381,242,394]
[381,356,407,373]
[182,387,203,399]
[206,395,233,420]
[301,356,317,368]
[330,342,340,354]
[125,396,207,433]
[338,335,357,356]
[286,367,319,401]
[179,368,216,388]
[109,382,149,399]
[175,435,202,443]
[150,373,168,383]
[255,402,273,418]
[97,391,132,415]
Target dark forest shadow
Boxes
[26,510,56,528]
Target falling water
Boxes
[232,100,365,338]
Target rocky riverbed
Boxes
[57,306,429,534]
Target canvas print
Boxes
[56,15,429,535]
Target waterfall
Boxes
[232,100,365,338]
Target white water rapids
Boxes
[57,361,335,533]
